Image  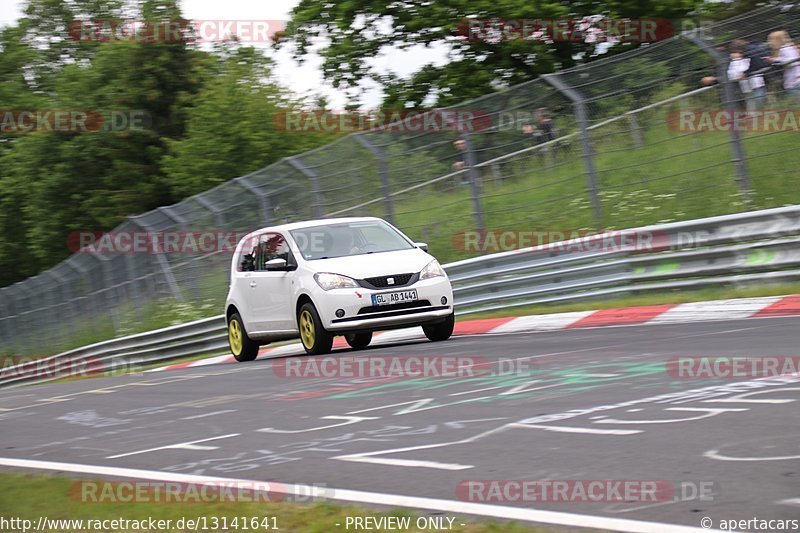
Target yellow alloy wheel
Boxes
[229,319,243,355]
[299,309,315,349]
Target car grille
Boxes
[357,300,431,315]
[360,273,415,289]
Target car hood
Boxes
[303,248,434,279]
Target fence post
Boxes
[542,73,603,223]
[122,252,144,322]
[686,32,751,198]
[65,256,105,341]
[627,112,644,148]
[234,176,273,225]
[159,205,199,297]
[194,194,226,227]
[287,157,324,218]
[89,252,122,335]
[354,134,394,224]
[19,274,48,352]
[127,217,183,303]
[3,286,26,355]
[44,270,70,349]
[0,287,15,354]
[461,132,486,231]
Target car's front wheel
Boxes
[298,302,334,355]
[345,332,372,350]
[228,312,259,362]
[423,312,455,342]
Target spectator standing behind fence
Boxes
[701,39,766,112]
[451,137,472,185]
[767,31,800,101]
[452,138,466,171]
[728,40,766,112]
[535,108,557,143]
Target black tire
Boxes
[228,312,259,362]
[423,312,455,342]
[298,302,334,355]
[345,332,372,350]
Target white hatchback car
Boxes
[225,217,454,360]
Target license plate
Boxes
[371,289,418,306]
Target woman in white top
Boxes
[728,40,766,112]
[767,30,800,100]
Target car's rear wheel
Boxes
[228,313,259,362]
[423,312,455,342]
[345,332,372,350]
[298,302,334,355]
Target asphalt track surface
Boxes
[2,316,800,531]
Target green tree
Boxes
[163,46,339,197]
[280,0,707,107]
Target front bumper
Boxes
[315,277,454,332]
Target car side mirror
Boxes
[415,242,428,252]
[265,258,289,270]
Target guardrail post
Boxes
[686,32,751,199]
[287,156,324,218]
[462,132,486,231]
[542,73,603,223]
[354,134,394,224]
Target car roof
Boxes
[256,216,384,233]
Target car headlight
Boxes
[314,272,359,290]
[420,259,446,280]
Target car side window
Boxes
[238,236,258,272]
[255,233,292,270]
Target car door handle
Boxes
[250,281,257,288]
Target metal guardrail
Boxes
[449,205,800,313]
[2,205,799,388]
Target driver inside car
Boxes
[330,229,361,256]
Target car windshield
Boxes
[290,220,414,260]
